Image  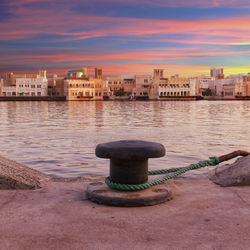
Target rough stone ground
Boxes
[1,173,250,250]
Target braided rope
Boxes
[105,156,220,191]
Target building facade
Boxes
[149,71,196,99]
[243,75,250,96]
[0,71,48,97]
[64,68,103,100]
[132,75,152,99]
[48,75,65,96]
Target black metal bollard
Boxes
[95,140,165,184]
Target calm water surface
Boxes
[0,101,249,177]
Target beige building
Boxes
[149,70,196,99]
[64,78,95,100]
[234,79,246,97]
[122,75,136,97]
[48,75,65,96]
[5,72,40,86]
[105,77,122,96]
[243,75,250,96]
[132,75,152,99]
[64,68,103,100]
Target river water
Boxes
[0,101,249,177]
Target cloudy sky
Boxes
[0,0,250,77]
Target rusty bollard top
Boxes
[96,140,165,184]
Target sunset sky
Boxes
[0,0,250,77]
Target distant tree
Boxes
[204,88,213,96]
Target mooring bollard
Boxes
[95,140,165,184]
[87,140,171,207]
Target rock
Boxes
[0,155,50,189]
[210,155,250,187]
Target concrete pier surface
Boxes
[1,172,250,250]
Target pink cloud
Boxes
[4,0,250,8]
[1,47,250,66]
[1,7,250,45]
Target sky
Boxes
[0,0,250,77]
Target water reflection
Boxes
[0,100,249,177]
[95,101,104,128]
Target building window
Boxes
[37,92,41,96]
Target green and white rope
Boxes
[105,156,220,191]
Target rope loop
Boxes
[105,156,220,191]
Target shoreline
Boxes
[0,96,250,101]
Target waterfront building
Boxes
[243,75,250,96]
[149,70,196,99]
[106,77,122,96]
[105,76,122,97]
[194,73,246,98]
[193,76,213,96]
[64,68,103,100]
[132,75,152,99]
[0,85,16,96]
[16,71,48,96]
[90,76,103,100]
[235,78,246,97]
[222,83,236,98]
[122,75,136,97]
[0,71,48,96]
[102,79,111,99]
[47,75,65,96]
[104,75,135,99]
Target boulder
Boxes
[0,155,50,189]
[210,155,250,187]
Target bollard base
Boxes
[87,182,172,207]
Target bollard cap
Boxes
[96,140,165,160]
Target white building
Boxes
[16,72,48,96]
[1,71,48,97]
